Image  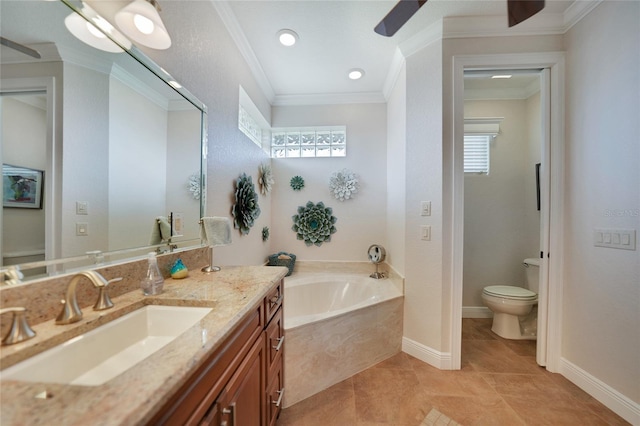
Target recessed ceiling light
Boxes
[277,29,298,47]
[491,74,512,79]
[348,68,365,80]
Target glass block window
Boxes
[271,127,346,158]
[238,105,262,147]
[464,135,491,174]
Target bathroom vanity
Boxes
[0,265,287,425]
[151,275,285,425]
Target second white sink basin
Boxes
[0,305,212,386]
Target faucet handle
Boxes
[93,287,113,311]
[93,277,121,311]
[0,307,36,345]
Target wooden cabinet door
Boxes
[265,307,284,426]
[217,334,265,426]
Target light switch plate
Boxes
[76,222,89,236]
[594,228,636,250]
[421,225,431,241]
[421,201,431,216]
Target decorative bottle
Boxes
[141,252,164,295]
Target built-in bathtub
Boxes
[283,265,404,408]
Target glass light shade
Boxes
[64,13,127,53]
[115,0,171,50]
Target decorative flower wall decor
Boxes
[231,173,261,235]
[262,226,270,242]
[258,163,274,195]
[292,201,337,246]
[328,168,359,201]
[188,172,201,200]
[290,175,305,191]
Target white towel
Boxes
[150,216,172,245]
[200,217,232,246]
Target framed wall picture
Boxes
[2,164,44,209]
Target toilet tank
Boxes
[523,258,540,293]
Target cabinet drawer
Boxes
[266,363,284,426]
[150,304,263,425]
[265,307,284,378]
[264,280,283,324]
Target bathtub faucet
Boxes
[370,267,386,279]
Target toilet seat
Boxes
[483,285,537,301]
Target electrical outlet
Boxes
[76,201,88,215]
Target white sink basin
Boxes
[0,305,212,386]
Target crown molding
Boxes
[563,0,603,32]
[210,0,275,103]
[399,19,443,58]
[272,91,385,106]
[442,13,565,39]
[382,48,406,101]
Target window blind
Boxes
[464,135,491,174]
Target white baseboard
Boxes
[559,358,640,425]
[462,306,493,318]
[402,337,453,370]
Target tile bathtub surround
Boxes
[0,247,209,336]
[0,265,288,425]
[277,318,629,426]
[293,260,403,281]
[284,296,403,408]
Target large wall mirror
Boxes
[0,0,207,283]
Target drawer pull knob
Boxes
[269,294,283,307]
[272,389,285,407]
[272,336,284,351]
[222,403,236,426]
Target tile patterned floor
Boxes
[277,318,629,426]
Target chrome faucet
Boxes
[0,307,36,345]
[55,271,121,325]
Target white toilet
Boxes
[482,258,539,340]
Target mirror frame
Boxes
[1,0,207,282]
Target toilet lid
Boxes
[483,285,537,300]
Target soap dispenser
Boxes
[141,252,165,295]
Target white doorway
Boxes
[462,68,546,364]
[450,53,565,373]
[1,77,58,270]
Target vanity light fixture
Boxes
[277,29,298,47]
[115,0,171,50]
[491,74,512,79]
[348,68,365,80]
[64,11,129,53]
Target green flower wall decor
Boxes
[292,201,337,246]
[290,175,305,191]
[231,173,261,235]
[262,226,270,241]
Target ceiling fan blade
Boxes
[374,0,427,37]
[0,37,41,59]
[507,0,545,27]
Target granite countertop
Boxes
[0,265,288,426]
